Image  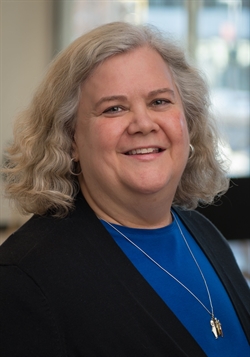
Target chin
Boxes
[130,181,174,196]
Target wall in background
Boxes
[0,1,54,227]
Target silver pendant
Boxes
[210,316,223,339]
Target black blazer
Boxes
[0,192,249,357]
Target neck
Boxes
[81,186,173,229]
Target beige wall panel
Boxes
[0,0,53,227]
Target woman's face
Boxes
[73,46,190,215]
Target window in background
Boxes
[195,0,250,178]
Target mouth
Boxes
[125,147,164,155]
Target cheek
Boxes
[95,120,126,151]
[75,121,119,162]
[73,123,91,162]
[164,111,189,144]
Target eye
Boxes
[103,106,123,114]
[152,99,170,106]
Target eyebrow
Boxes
[95,95,127,109]
[94,88,175,109]
[148,88,175,98]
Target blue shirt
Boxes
[101,213,249,356]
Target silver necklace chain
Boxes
[103,211,223,338]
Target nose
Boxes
[127,106,160,135]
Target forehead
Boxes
[82,46,175,93]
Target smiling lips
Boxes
[126,147,163,155]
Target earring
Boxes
[188,144,195,160]
[70,158,82,176]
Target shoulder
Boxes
[173,207,226,243]
[174,206,218,227]
[0,192,99,266]
[0,213,71,265]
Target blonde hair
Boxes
[2,21,229,217]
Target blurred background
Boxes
[0,0,249,283]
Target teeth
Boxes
[127,148,160,155]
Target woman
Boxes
[0,22,249,357]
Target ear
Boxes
[71,138,79,162]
